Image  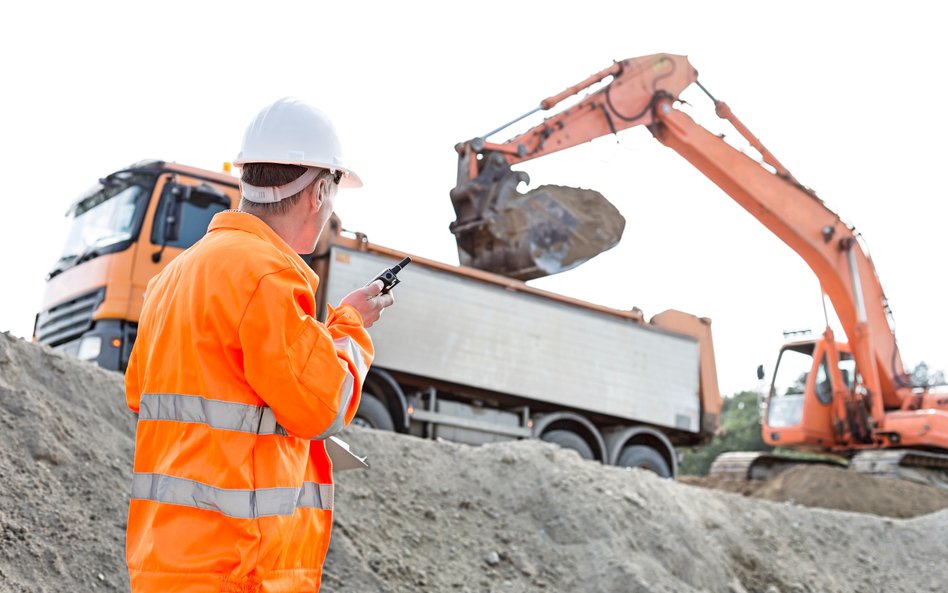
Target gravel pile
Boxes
[0,332,944,593]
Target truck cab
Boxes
[34,161,238,370]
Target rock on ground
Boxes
[0,332,945,593]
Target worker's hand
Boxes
[339,280,395,328]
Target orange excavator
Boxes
[449,53,948,481]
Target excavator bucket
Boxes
[449,152,625,281]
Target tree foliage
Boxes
[910,361,946,387]
[678,390,772,476]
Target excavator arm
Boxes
[466,54,697,166]
[450,55,696,281]
[452,53,914,431]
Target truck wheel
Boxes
[541,430,595,460]
[353,394,394,431]
[617,445,671,478]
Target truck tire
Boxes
[617,445,671,477]
[541,429,595,460]
[353,394,395,431]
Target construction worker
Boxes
[124,97,393,592]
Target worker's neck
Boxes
[241,208,313,254]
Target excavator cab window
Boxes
[767,345,814,428]
[837,354,855,391]
[815,356,833,405]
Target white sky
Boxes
[1,1,945,397]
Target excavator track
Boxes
[849,449,948,489]
[710,450,948,490]
[709,451,843,481]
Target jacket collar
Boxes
[208,211,319,287]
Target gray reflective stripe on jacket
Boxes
[334,336,369,382]
[139,377,359,441]
[131,473,333,518]
[136,339,366,440]
[139,393,288,435]
[310,373,354,441]
[308,336,367,440]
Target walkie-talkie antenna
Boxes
[391,257,411,272]
[373,257,412,295]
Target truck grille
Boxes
[34,287,105,346]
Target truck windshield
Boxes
[767,345,814,428]
[56,172,155,267]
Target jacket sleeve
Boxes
[125,340,142,414]
[125,274,157,414]
[324,303,374,427]
[237,267,374,440]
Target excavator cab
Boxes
[763,337,858,449]
[765,342,816,430]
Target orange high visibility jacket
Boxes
[125,211,373,593]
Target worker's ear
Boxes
[309,179,325,212]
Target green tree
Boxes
[678,390,772,475]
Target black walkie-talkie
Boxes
[372,257,411,295]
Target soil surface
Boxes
[681,465,948,519]
[0,332,945,593]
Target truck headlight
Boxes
[77,336,102,361]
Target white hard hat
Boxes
[233,97,362,190]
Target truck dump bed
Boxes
[322,245,702,434]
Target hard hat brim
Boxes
[338,170,363,189]
[233,157,362,189]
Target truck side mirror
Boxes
[756,364,765,381]
[163,185,190,242]
[152,183,189,263]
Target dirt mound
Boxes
[328,430,946,593]
[1,332,946,593]
[0,332,135,592]
[755,465,948,518]
[681,465,948,519]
